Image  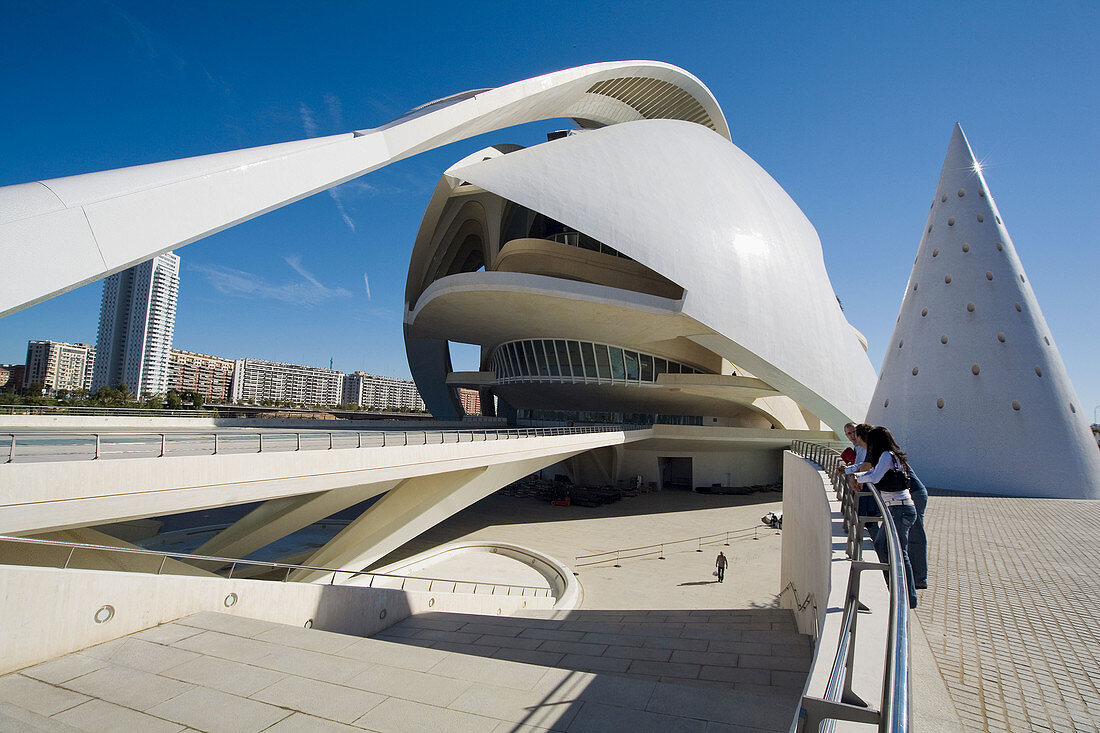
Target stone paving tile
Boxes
[81,637,201,674]
[0,700,87,733]
[353,697,498,733]
[448,682,581,730]
[566,700,706,733]
[249,675,384,724]
[174,612,280,638]
[646,681,792,730]
[251,624,361,655]
[915,494,1100,732]
[263,711,365,733]
[252,644,371,684]
[429,653,550,691]
[338,633,451,669]
[159,654,286,697]
[130,623,205,646]
[19,653,108,685]
[0,674,90,717]
[476,632,545,650]
[345,663,473,707]
[492,647,567,667]
[145,686,290,733]
[172,630,277,664]
[59,665,191,711]
[557,654,632,673]
[51,698,187,733]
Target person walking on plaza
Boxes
[715,551,728,583]
[850,426,919,608]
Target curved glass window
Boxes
[490,339,708,384]
[609,347,625,380]
[567,341,584,378]
[624,351,639,380]
[595,345,611,379]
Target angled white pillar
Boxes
[194,480,401,559]
[292,455,559,582]
[867,124,1100,498]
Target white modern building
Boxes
[343,371,427,412]
[91,252,180,396]
[22,340,95,395]
[230,358,344,406]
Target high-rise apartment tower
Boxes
[92,252,180,396]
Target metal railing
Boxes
[0,535,553,597]
[789,439,911,733]
[574,525,769,568]
[3,424,638,464]
[0,404,217,417]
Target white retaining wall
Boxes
[0,563,552,675]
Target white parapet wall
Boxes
[780,450,890,729]
[0,563,554,676]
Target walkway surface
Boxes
[0,490,807,732]
[0,612,797,732]
[915,493,1100,732]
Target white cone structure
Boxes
[867,124,1100,498]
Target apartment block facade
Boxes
[167,349,235,402]
[343,371,427,412]
[231,359,344,406]
[23,341,95,395]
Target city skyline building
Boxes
[231,357,344,406]
[167,348,235,403]
[343,370,427,412]
[91,252,180,396]
[21,340,95,395]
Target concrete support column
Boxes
[293,455,562,582]
[194,481,401,560]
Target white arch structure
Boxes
[0,60,873,429]
[0,61,726,319]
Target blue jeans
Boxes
[874,504,918,608]
[909,471,929,586]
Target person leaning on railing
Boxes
[836,423,880,531]
[846,426,919,609]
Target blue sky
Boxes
[2,1,1097,418]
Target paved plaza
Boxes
[915,494,1100,732]
[5,484,1097,731]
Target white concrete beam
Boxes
[193,480,400,559]
[294,455,564,582]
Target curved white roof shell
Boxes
[0,61,727,318]
[867,125,1100,498]
[433,120,877,429]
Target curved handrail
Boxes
[0,534,554,597]
[2,424,643,463]
[574,525,768,567]
[789,439,911,733]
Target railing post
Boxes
[157,555,168,574]
[296,433,301,451]
[258,433,263,453]
[227,563,236,579]
[63,546,76,569]
[357,433,362,449]
[159,433,166,457]
[213,433,219,455]
[7,433,15,463]
[328,433,333,450]
[93,433,100,460]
